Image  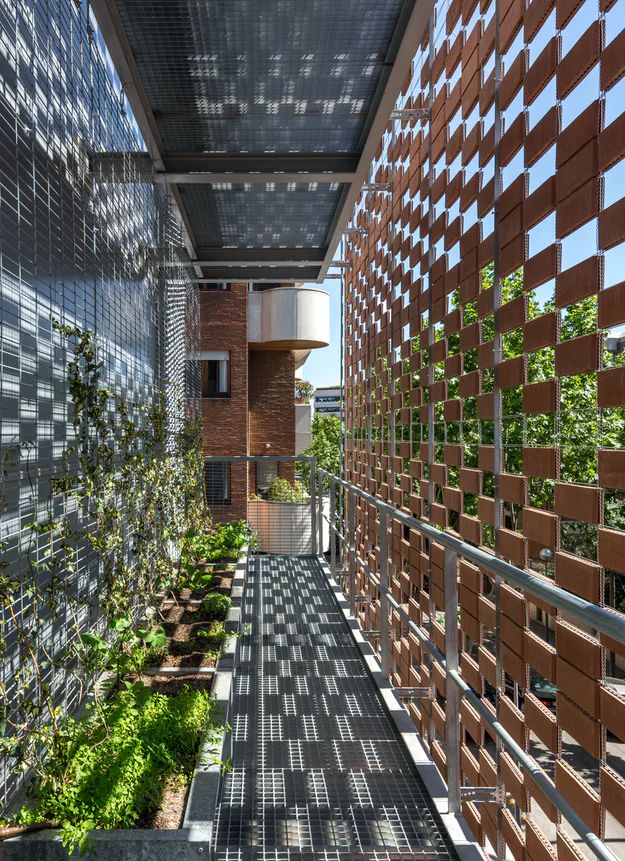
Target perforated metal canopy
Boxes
[91,0,431,281]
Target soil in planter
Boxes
[159,597,229,669]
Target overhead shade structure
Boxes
[91,0,432,282]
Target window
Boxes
[188,351,230,397]
[198,282,229,291]
[205,462,230,505]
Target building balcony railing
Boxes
[203,455,625,861]
[247,287,330,350]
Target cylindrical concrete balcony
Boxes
[248,287,330,349]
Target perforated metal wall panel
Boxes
[0,0,197,810]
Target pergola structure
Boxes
[90,0,432,282]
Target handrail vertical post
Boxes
[444,546,461,814]
[317,467,324,555]
[348,486,356,612]
[330,479,337,574]
[310,459,318,556]
[379,509,390,679]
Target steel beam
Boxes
[318,0,434,281]
[193,248,326,266]
[92,152,357,184]
[190,266,321,281]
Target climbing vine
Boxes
[0,321,209,787]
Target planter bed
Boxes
[0,550,248,861]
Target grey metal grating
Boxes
[180,184,344,248]
[115,0,406,153]
[213,555,459,861]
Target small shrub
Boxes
[195,621,228,652]
[202,592,232,619]
[267,478,306,502]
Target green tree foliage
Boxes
[294,379,315,403]
[300,413,341,490]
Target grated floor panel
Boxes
[213,555,458,861]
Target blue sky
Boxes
[299,278,342,388]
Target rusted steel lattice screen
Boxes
[343,0,625,856]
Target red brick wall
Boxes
[198,283,248,522]
[248,349,296,489]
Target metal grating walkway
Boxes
[213,555,459,861]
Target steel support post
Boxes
[379,510,390,679]
[310,465,318,556]
[330,481,337,574]
[348,487,356,612]
[317,469,324,556]
[444,546,461,814]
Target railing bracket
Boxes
[460,785,506,805]
[395,686,434,702]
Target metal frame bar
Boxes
[93,151,358,182]
[316,468,623,861]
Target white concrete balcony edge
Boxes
[248,287,330,350]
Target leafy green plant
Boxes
[195,621,229,652]
[180,520,253,584]
[14,683,215,854]
[267,478,306,502]
[202,592,232,619]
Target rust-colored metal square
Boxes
[555,332,600,376]
[555,760,601,836]
[523,380,557,413]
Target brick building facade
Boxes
[196,283,327,521]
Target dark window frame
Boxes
[205,461,230,506]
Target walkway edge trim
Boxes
[316,554,488,861]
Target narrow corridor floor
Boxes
[213,555,459,861]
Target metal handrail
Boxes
[318,468,625,645]
[316,467,623,861]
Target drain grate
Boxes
[213,555,458,861]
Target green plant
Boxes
[195,621,228,652]
[299,413,341,491]
[267,477,306,502]
[202,592,232,618]
[180,521,253,584]
[14,683,215,854]
[295,379,315,403]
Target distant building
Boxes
[313,386,343,419]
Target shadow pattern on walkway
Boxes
[213,554,459,861]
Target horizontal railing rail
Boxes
[316,467,624,861]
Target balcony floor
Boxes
[213,554,459,861]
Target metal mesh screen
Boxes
[115,0,407,153]
[0,0,197,810]
[180,183,345,249]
